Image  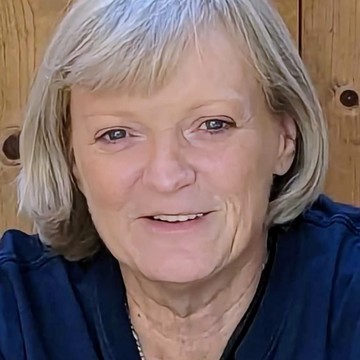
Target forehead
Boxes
[71,28,260,113]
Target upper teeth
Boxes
[153,214,204,222]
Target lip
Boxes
[138,210,212,218]
[138,212,213,234]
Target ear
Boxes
[274,113,297,176]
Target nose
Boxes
[142,131,196,193]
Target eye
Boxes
[97,129,128,142]
[199,119,234,132]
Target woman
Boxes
[1,0,359,359]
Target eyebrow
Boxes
[189,95,249,111]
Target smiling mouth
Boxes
[139,212,212,233]
[149,213,205,223]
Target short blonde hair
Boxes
[18,0,328,260]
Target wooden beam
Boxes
[302,0,360,204]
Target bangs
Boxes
[56,0,213,95]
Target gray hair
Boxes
[18,0,328,260]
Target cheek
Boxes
[74,152,140,211]
[208,134,276,256]
[199,132,276,239]
[199,132,275,196]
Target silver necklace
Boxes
[130,322,146,360]
[126,303,146,360]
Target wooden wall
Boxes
[0,0,70,232]
[302,0,360,204]
[275,0,299,43]
[0,0,359,232]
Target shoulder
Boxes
[303,193,360,231]
[0,229,99,292]
[296,194,360,278]
[284,194,360,257]
[0,228,67,313]
[0,229,57,266]
[0,230,113,359]
[287,194,360,289]
[296,193,360,299]
[283,195,360,358]
[0,230,61,358]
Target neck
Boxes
[121,239,267,360]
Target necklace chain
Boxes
[126,304,146,360]
[130,322,146,360]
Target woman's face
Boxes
[71,29,296,283]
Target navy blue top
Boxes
[1,195,360,360]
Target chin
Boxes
[137,257,217,284]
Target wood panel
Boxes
[302,0,360,205]
[274,0,299,44]
[0,0,71,233]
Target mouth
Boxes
[140,212,212,233]
[149,213,206,223]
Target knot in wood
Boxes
[340,89,359,108]
[2,132,20,162]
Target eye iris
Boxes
[207,120,223,130]
[109,130,126,140]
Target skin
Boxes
[71,28,296,359]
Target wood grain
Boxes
[302,0,360,204]
[0,0,70,233]
[274,0,299,44]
